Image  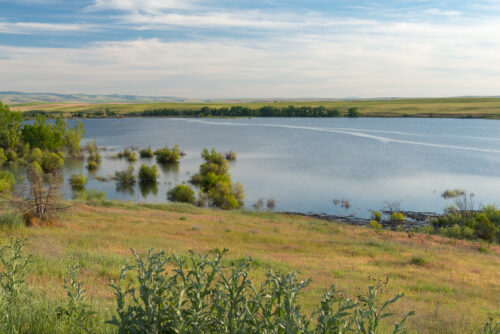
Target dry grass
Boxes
[1,202,499,333]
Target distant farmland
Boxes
[8,97,500,119]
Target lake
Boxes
[14,117,500,217]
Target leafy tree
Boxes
[347,107,361,118]
[0,170,15,194]
[63,121,85,158]
[0,103,22,152]
[21,116,66,151]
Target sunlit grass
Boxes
[1,201,499,333]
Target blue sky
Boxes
[1,0,499,98]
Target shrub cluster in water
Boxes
[190,148,244,209]
[138,164,158,184]
[115,148,137,162]
[155,145,181,164]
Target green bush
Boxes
[139,147,154,158]
[116,149,137,162]
[391,212,406,223]
[87,189,106,202]
[138,164,158,184]
[107,248,414,333]
[167,184,195,204]
[409,255,428,266]
[29,147,43,164]
[192,148,245,209]
[69,174,87,191]
[0,103,22,152]
[0,148,7,166]
[368,220,382,231]
[347,107,361,118]
[416,225,434,234]
[155,145,181,164]
[0,210,24,228]
[0,239,99,333]
[114,166,136,186]
[474,214,498,242]
[40,151,64,173]
[371,210,382,222]
[441,188,466,199]
[224,150,237,161]
[0,170,15,194]
[5,150,17,163]
[86,141,101,171]
[63,120,85,158]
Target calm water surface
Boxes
[20,117,500,217]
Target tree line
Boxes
[68,105,362,118]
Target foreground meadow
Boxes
[0,201,498,333]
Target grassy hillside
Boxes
[8,97,500,118]
[1,201,499,333]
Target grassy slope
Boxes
[9,97,500,118]
[1,202,499,333]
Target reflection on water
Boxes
[139,182,158,197]
[10,117,500,217]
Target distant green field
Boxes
[10,97,500,118]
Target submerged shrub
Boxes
[138,164,158,184]
[139,147,154,158]
[86,141,101,171]
[441,188,466,199]
[40,151,64,173]
[224,150,237,161]
[69,174,87,191]
[167,184,195,204]
[116,149,137,162]
[193,148,245,210]
[267,198,276,211]
[114,166,136,186]
[155,145,181,164]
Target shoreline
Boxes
[283,210,439,231]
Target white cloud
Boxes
[0,21,96,34]
[2,6,500,98]
[87,0,200,13]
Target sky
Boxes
[0,0,500,98]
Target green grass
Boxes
[0,202,499,333]
[10,97,500,119]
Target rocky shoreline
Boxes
[283,210,440,231]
